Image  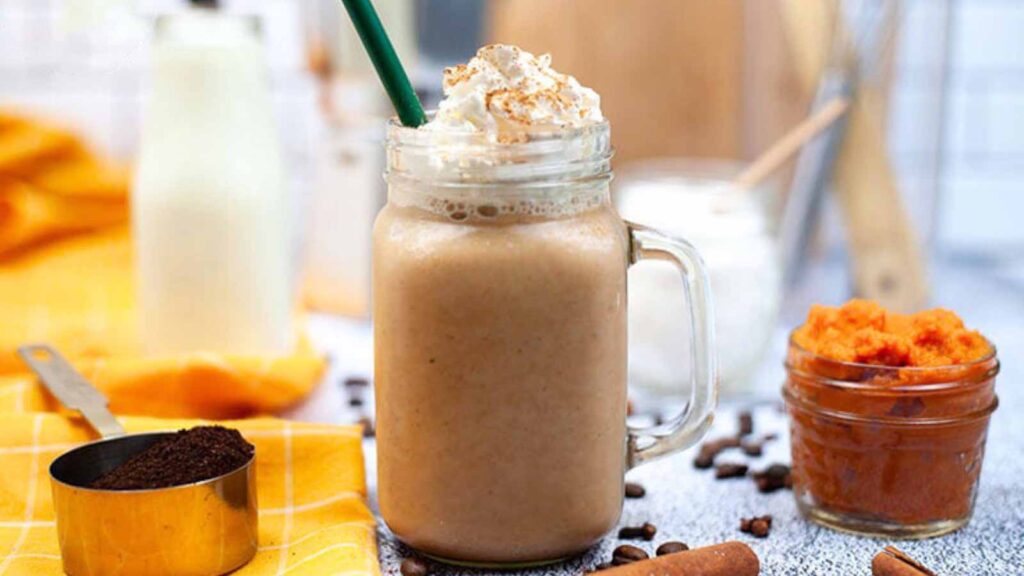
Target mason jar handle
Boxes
[626,223,718,469]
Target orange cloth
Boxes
[0,112,326,418]
[0,112,127,258]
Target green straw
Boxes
[340,0,426,127]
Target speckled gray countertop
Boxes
[371,387,1023,575]
[299,261,1024,575]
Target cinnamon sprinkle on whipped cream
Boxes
[424,44,603,140]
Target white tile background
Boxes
[940,0,1024,253]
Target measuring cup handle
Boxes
[624,223,718,469]
[17,345,126,439]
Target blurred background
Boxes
[1,0,1021,406]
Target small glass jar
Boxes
[303,77,388,317]
[783,339,999,538]
[615,159,782,401]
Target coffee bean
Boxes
[618,526,644,540]
[586,562,612,573]
[343,376,369,388]
[400,557,428,576]
[718,437,742,449]
[751,519,770,537]
[694,436,742,469]
[348,397,364,407]
[714,462,749,479]
[741,433,777,457]
[624,482,646,498]
[741,441,762,457]
[656,541,689,556]
[738,410,753,436]
[740,515,773,538]
[752,464,791,493]
[693,450,716,469]
[612,544,648,565]
[357,416,375,438]
[618,522,656,541]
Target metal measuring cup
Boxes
[19,345,257,576]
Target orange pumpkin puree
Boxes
[785,300,999,529]
[792,299,991,368]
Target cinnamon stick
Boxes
[598,541,758,576]
[872,546,937,576]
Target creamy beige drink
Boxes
[375,204,628,561]
[374,45,717,565]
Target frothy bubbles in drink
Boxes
[416,189,608,222]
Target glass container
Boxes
[616,159,782,401]
[134,11,293,355]
[373,120,717,565]
[784,338,999,538]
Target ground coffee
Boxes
[89,426,254,490]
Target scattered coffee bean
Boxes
[740,515,773,538]
[720,437,742,449]
[738,410,753,436]
[741,438,763,457]
[693,450,716,470]
[693,436,741,469]
[626,400,635,416]
[617,522,656,541]
[611,544,649,565]
[752,464,792,493]
[400,557,429,576]
[618,526,643,540]
[746,433,779,456]
[343,376,369,388]
[655,541,689,556]
[586,562,612,573]
[714,462,749,479]
[752,519,771,537]
[624,482,646,498]
[357,416,375,438]
[742,433,779,457]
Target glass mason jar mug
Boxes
[373,119,717,566]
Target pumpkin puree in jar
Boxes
[793,299,991,368]
[786,300,999,531]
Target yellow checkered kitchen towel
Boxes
[0,412,379,576]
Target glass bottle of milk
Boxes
[133,10,294,355]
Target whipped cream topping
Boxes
[424,44,603,140]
